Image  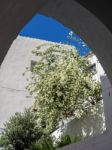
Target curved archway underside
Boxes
[0,0,112,149]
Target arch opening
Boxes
[0,11,108,149]
[0,0,112,149]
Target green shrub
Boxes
[56,135,81,148]
[25,44,101,133]
[30,136,55,150]
[0,135,5,147]
[56,135,71,148]
[30,135,81,150]
[1,109,43,150]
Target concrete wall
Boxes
[64,101,105,137]
[59,75,112,150]
[52,100,106,142]
[0,36,72,129]
[0,35,107,141]
[0,36,112,150]
[0,36,51,128]
[52,54,106,142]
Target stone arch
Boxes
[0,0,112,149]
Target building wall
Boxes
[59,75,112,150]
[52,53,107,142]
[60,54,106,139]
[88,54,105,81]
[0,36,53,128]
[0,36,106,140]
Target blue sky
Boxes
[19,14,91,56]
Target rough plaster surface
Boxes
[0,36,109,150]
[0,36,53,128]
[58,76,112,149]
[64,101,105,138]
[0,36,70,128]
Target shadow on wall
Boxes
[64,101,106,139]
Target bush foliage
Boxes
[1,44,102,149]
[56,135,81,148]
[1,109,43,150]
[30,136,55,150]
[1,110,78,150]
[25,44,101,133]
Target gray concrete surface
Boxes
[58,76,112,150]
[0,36,110,150]
[0,36,66,128]
[0,36,51,128]
[63,101,105,138]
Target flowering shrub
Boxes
[25,44,101,133]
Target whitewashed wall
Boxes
[59,75,112,150]
[0,36,53,128]
[0,36,106,141]
[53,53,106,141]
